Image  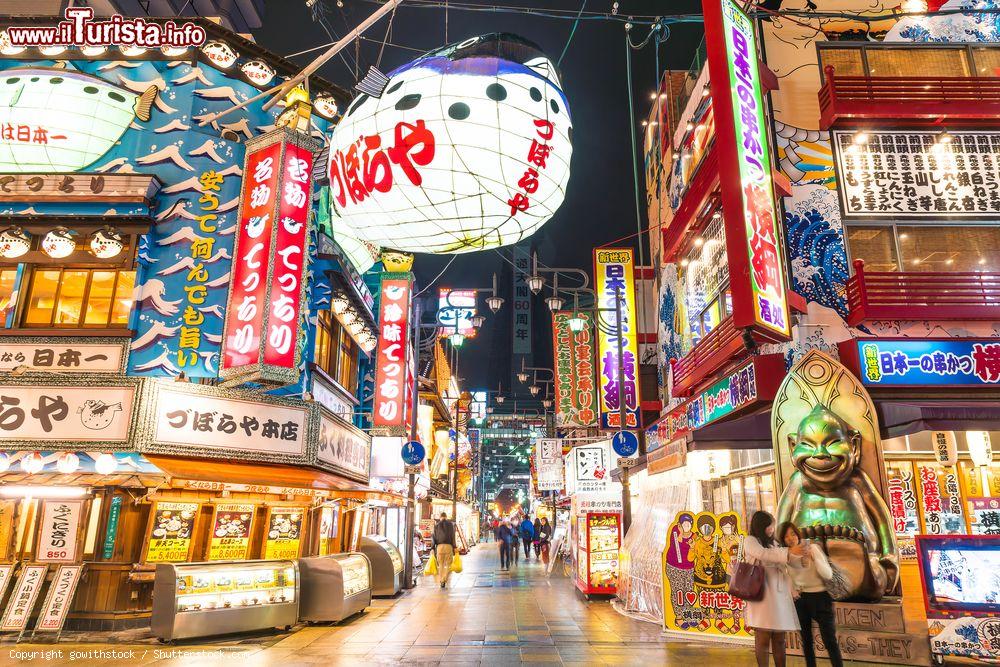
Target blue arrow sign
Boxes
[401,441,426,465]
[611,430,639,457]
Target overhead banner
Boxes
[552,311,599,428]
[512,244,532,387]
[703,0,790,339]
[373,273,413,433]
[841,339,1000,387]
[536,438,564,491]
[832,130,1000,219]
[220,128,318,387]
[593,248,641,430]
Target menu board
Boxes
[587,513,620,590]
[35,564,83,633]
[145,501,200,563]
[0,565,47,632]
[968,498,1000,536]
[319,506,339,556]
[340,555,370,597]
[36,499,84,563]
[207,503,256,561]
[263,507,304,560]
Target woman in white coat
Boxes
[742,511,807,667]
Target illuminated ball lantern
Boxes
[328,33,572,255]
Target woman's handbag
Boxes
[728,538,765,602]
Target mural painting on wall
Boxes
[0,50,335,380]
[772,350,899,601]
[662,510,750,637]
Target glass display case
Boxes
[298,553,371,623]
[151,559,298,641]
[574,512,621,596]
[358,535,403,597]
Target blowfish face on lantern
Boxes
[328,33,572,255]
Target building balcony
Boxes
[670,316,747,398]
[846,259,1000,326]
[818,66,1000,130]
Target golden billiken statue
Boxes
[776,405,899,602]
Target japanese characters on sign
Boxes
[0,384,135,445]
[593,249,641,429]
[968,497,1000,536]
[144,501,199,563]
[177,169,228,372]
[221,139,281,380]
[887,462,920,559]
[535,438,564,491]
[647,437,687,475]
[918,464,966,536]
[36,499,83,563]
[552,311,599,428]
[570,442,611,494]
[438,289,477,336]
[703,0,790,338]
[221,129,317,387]
[151,385,307,457]
[847,339,1000,386]
[35,565,83,633]
[507,118,557,218]
[512,245,532,381]
[0,341,126,374]
[0,565,47,632]
[317,409,371,482]
[933,431,959,467]
[0,173,155,202]
[207,502,256,561]
[373,274,413,432]
[263,506,305,560]
[832,131,1000,219]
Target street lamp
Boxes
[516,372,529,383]
[527,274,545,294]
[545,295,565,312]
[449,332,465,347]
[470,314,485,329]
[568,313,587,332]
[529,385,540,396]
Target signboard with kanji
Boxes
[551,311,598,428]
[206,502,256,561]
[593,248,641,430]
[34,564,83,634]
[1,565,47,632]
[841,339,1000,387]
[832,130,1000,219]
[143,501,200,563]
[35,499,84,563]
[373,273,413,433]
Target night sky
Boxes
[259,0,704,388]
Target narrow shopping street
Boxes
[8,544,878,666]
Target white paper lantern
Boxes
[967,431,993,467]
[21,452,43,474]
[89,226,124,259]
[56,452,80,474]
[41,227,76,258]
[328,33,572,255]
[94,453,118,475]
[0,453,10,473]
[0,226,30,258]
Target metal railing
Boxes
[669,316,745,397]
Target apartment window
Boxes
[848,225,1000,273]
[867,47,970,77]
[973,47,1000,76]
[22,268,134,328]
[314,310,360,396]
[820,48,864,76]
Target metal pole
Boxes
[614,285,632,533]
[452,344,459,521]
[402,297,421,590]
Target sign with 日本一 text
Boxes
[593,249,641,429]
[552,311,598,428]
[847,339,1000,386]
[703,0,790,339]
[0,340,126,374]
[36,499,84,563]
[832,130,1000,219]
[373,273,413,432]
[221,129,318,387]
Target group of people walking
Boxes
[742,510,843,667]
[492,514,552,570]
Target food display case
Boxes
[298,553,371,623]
[574,512,621,596]
[358,535,403,597]
[916,535,1000,663]
[151,559,298,641]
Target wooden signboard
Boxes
[33,564,84,638]
[1,565,48,639]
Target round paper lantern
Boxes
[328,33,572,255]
[0,226,30,259]
[89,226,125,259]
[41,227,76,258]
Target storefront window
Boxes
[728,477,743,523]
[847,225,1000,273]
[0,269,16,325]
[759,474,776,516]
[338,331,359,395]
[680,214,729,352]
[314,310,359,395]
[21,267,134,328]
[743,475,760,519]
[314,310,335,374]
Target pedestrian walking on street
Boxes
[532,516,542,557]
[432,512,458,588]
[538,516,553,565]
[780,522,843,667]
[509,519,520,565]
[519,516,535,560]
[743,511,807,667]
[495,520,514,570]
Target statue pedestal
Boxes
[785,599,930,665]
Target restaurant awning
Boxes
[877,401,1000,439]
[145,455,371,495]
[688,410,773,450]
[329,489,409,505]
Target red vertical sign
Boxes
[223,140,281,374]
[221,129,319,386]
[264,142,313,369]
[373,274,413,431]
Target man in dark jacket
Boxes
[432,512,458,588]
[494,520,513,570]
[519,516,535,559]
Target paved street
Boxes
[5,543,887,666]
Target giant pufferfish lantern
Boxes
[327,33,572,256]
